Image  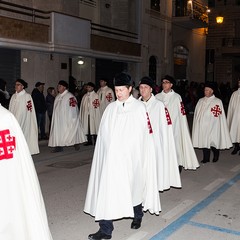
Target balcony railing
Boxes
[175,0,208,23]
[189,0,208,23]
[0,0,50,23]
[91,23,138,41]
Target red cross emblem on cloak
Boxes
[146,112,153,134]
[92,99,100,108]
[69,97,77,107]
[211,104,222,117]
[26,100,32,112]
[180,102,186,116]
[0,129,16,160]
[106,93,113,102]
[165,107,172,125]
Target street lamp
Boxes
[216,15,224,24]
[78,59,84,65]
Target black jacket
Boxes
[32,88,47,113]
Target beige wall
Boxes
[21,51,69,93]
[173,26,207,83]
[140,1,173,84]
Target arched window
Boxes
[149,56,157,82]
[174,45,188,81]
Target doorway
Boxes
[95,59,128,89]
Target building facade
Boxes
[0,0,208,94]
[206,0,240,88]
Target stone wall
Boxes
[0,16,48,43]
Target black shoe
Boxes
[84,142,93,146]
[51,147,63,153]
[201,159,210,163]
[131,218,142,229]
[178,165,183,173]
[231,148,239,155]
[213,158,219,162]
[74,144,80,151]
[88,230,111,240]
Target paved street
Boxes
[33,140,240,240]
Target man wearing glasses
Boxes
[155,75,199,172]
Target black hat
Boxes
[139,76,154,89]
[100,78,108,83]
[87,82,95,88]
[204,81,216,91]
[58,80,68,89]
[35,82,45,87]
[114,72,132,86]
[162,75,176,85]
[16,79,28,89]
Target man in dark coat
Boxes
[32,82,47,140]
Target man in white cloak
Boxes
[138,76,181,191]
[80,82,101,146]
[227,79,240,155]
[97,78,115,117]
[9,79,39,155]
[0,104,53,240]
[192,82,232,163]
[48,80,86,152]
[155,75,199,171]
[84,73,160,240]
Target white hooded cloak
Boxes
[97,86,115,117]
[227,89,240,143]
[80,91,101,135]
[139,94,181,191]
[84,95,160,221]
[0,104,52,240]
[192,95,232,149]
[156,90,199,169]
[9,89,39,155]
[48,90,86,147]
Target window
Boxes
[151,0,160,12]
[175,0,188,17]
[79,0,96,7]
[174,46,188,81]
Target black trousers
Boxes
[99,204,143,235]
[86,115,97,145]
[203,147,219,162]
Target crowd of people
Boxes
[0,77,115,154]
[0,73,240,240]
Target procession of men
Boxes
[0,74,239,240]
